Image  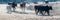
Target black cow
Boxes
[12,2,17,8]
[12,2,17,12]
[34,5,52,16]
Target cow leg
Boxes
[21,7,24,12]
[40,11,44,16]
[46,10,50,16]
[35,10,39,15]
[23,7,25,12]
[7,7,12,14]
[13,8,16,12]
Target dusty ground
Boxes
[0,2,60,20]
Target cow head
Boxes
[49,6,53,10]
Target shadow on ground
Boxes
[13,11,29,14]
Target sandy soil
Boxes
[0,2,60,20]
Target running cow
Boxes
[20,2,26,12]
[12,2,17,12]
[34,5,52,16]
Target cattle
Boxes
[20,2,26,12]
[6,3,12,14]
[34,5,52,16]
[12,2,17,8]
[12,2,17,12]
[20,2,26,8]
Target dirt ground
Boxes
[0,2,60,20]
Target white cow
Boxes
[6,4,12,14]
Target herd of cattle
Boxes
[7,2,53,16]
